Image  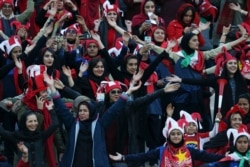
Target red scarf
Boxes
[161,144,192,167]
[216,1,235,34]
[22,95,56,167]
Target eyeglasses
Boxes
[66,29,77,34]
[110,90,122,95]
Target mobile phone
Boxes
[145,20,151,24]
[144,36,151,44]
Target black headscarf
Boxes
[14,111,41,142]
[180,32,196,55]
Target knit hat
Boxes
[26,65,47,78]
[61,23,82,35]
[72,95,90,112]
[227,124,250,145]
[214,47,237,76]
[0,35,21,55]
[0,0,13,9]
[225,104,246,121]
[11,20,30,32]
[85,39,99,48]
[199,0,218,22]
[180,110,202,129]
[99,80,127,94]
[103,0,122,16]
[162,117,188,138]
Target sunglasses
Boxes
[66,29,77,34]
[110,90,122,95]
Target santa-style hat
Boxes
[61,23,82,35]
[162,117,188,138]
[214,47,237,76]
[199,0,218,22]
[0,35,21,55]
[99,80,128,94]
[11,20,30,32]
[0,0,13,9]
[26,65,47,78]
[227,124,250,145]
[180,110,202,129]
[103,0,122,16]
[225,104,246,121]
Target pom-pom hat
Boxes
[61,23,82,35]
[199,0,218,21]
[11,20,30,32]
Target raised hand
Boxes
[106,17,117,28]
[45,100,54,110]
[163,82,180,93]
[132,69,144,83]
[122,31,131,46]
[14,57,22,74]
[229,3,241,12]
[166,103,174,117]
[199,21,211,31]
[125,20,132,32]
[47,2,57,17]
[36,95,45,110]
[93,19,101,32]
[62,65,72,77]
[79,61,89,77]
[54,79,65,90]
[90,31,101,42]
[165,74,182,83]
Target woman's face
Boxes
[78,104,90,121]
[153,28,165,43]
[230,113,242,129]
[11,46,22,59]
[236,136,249,153]
[109,88,122,103]
[226,60,238,75]
[188,35,199,50]
[17,28,28,39]
[92,61,104,77]
[238,98,250,114]
[43,50,54,67]
[107,11,118,21]
[87,43,98,57]
[182,9,193,25]
[126,58,138,75]
[26,114,38,131]
[169,129,183,144]
[144,1,155,15]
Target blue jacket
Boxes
[53,93,129,167]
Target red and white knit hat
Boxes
[0,35,21,55]
[26,65,47,78]
[103,0,122,16]
[162,117,188,138]
[227,124,250,145]
[60,23,82,35]
[180,110,202,128]
[0,0,13,9]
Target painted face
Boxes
[109,88,122,102]
[226,60,237,75]
[26,114,38,131]
[43,51,54,67]
[238,98,250,114]
[153,28,165,43]
[11,46,22,59]
[185,122,197,135]
[230,113,242,129]
[144,1,155,15]
[78,104,90,121]
[188,35,199,50]
[87,43,98,57]
[236,136,249,153]
[169,129,183,144]
[2,3,13,18]
[92,61,104,77]
[183,10,193,25]
[106,11,118,21]
[126,58,138,75]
